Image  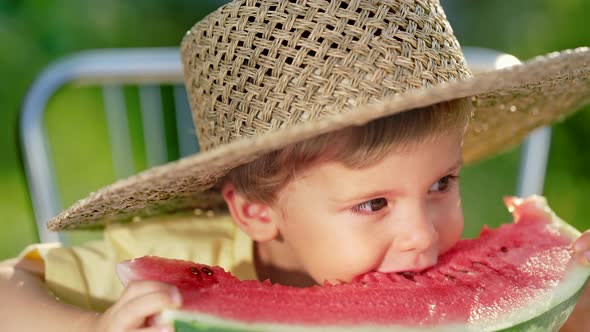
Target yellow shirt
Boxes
[18,212,255,312]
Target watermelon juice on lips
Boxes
[117,196,590,332]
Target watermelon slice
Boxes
[116,196,590,332]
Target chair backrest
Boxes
[20,47,551,243]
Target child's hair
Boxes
[227,98,471,204]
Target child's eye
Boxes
[350,198,388,215]
[429,175,458,193]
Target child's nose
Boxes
[396,206,439,253]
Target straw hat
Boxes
[48,0,590,231]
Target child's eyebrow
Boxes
[444,158,464,174]
[330,189,399,204]
[330,158,463,204]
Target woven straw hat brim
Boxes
[47,47,590,231]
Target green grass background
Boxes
[1,0,589,259]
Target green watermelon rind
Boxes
[160,199,590,332]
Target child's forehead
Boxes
[290,132,463,186]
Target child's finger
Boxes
[575,252,590,266]
[572,231,590,266]
[573,231,590,251]
[116,280,178,308]
[573,231,590,253]
[112,289,182,330]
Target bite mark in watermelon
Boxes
[116,196,590,331]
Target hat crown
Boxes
[181,0,472,151]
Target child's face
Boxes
[267,132,464,285]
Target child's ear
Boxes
[221,182,279,242]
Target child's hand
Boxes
[91,280,182,332]
[561,230,590,332]
[573,230,590,266]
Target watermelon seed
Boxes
[190,267,200,276]
[500,246,508,253]
[202,267,214,276]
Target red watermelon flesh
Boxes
[116,196,583,328]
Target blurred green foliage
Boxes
[0,0,589,259]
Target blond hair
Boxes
[226,99,471,204]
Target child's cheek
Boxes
[314,234,387,284]
[436,206,464,255]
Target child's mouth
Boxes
[373,256,439,275]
